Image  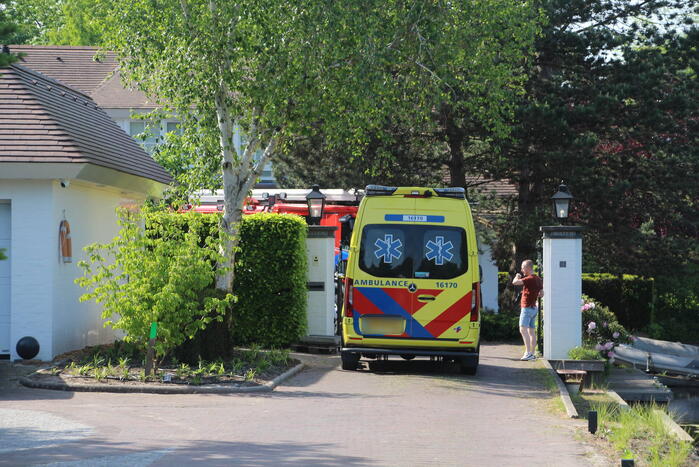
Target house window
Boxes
[165,121,182,135]
[129,121,161,153]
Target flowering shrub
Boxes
[581,295,631,362]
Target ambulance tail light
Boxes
[470,282,480,322]
[343,279,354,317]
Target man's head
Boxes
[521,259,534,275]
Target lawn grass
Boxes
[572,392,694,466]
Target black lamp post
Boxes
[551,183,574,223]
[306,185,326,225]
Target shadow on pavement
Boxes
[1,438,373,467]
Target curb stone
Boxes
[19,363,305,394]
[542,359,579,418]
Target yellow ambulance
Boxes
[340,185,481,374]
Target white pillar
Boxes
[305,226,337,339]
[541,226,583,360]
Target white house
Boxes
[0,63,171,361]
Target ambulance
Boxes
[340,185,481,374]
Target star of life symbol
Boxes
[425,236,454,265]
[374,234,403,263]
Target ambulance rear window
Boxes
[359,224,468,279]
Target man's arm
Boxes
[512,273,524,286]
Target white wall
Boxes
[0,180,55,360]
[51,180,145,359]
[0,179,145,360]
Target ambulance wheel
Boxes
[458,358,478,375]
[400,354,415,360]
[341,351,360,370]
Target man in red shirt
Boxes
[512,259,543,360]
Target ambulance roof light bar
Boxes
[365,185,397,196]
[434,187,466,199]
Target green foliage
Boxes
[486,1,699,283]
[480,309,521,342]
[593,402,693,466]
[567,346,603,361]
[76,207,235,359]
[582,274,655,331]
[581,295,631,361]
[0,248,6,260]
[232,214,308,347]
[648,290,699,345]
[4,0,105,45]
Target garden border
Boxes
[19,362,305,394]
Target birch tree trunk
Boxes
[214,92,279,292]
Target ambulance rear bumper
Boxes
[340,347,478,358]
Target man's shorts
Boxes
[519,307,538,328]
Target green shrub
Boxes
[231,214,308,347]
[581,295,631,361]
[498,271,520,314]
[582,273,654,331]
[647,291,699,345]
[76,207,235,360]
[568,345,603,360]
[480,309,521,341]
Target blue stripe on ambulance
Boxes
[354,287,433,339]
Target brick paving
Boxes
[0,344,610,466]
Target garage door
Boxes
[0,203,10,355]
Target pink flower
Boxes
[607,351,615,358]
[603,322,608,328]
[604,342,614,350]
[613,331,620,339]
[630,335,637,341]
[587,322,597,331]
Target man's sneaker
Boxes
[525,353,537,360]
[520,353,532,360]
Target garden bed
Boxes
[22,343,301,392]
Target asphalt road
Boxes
[0,344,610,466]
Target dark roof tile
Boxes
[0,65,172,185]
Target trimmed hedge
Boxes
[146,212,308,361]
[498,271,654,331]
[231,213,308,347]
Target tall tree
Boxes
[484,0,699,274]
[102,0,539,292]
[4,0,104,45]
[1,1,22,64]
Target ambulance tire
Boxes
[400,354,415,360]
[458,345,479,375]
[458,357,478,375]
[341,351,360,370]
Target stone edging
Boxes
[19,363,305,394]
[541,359,579,418]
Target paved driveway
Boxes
[0,344,608,466]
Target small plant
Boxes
[118,357,130,368]
[176,363,191,379]
[244,369,256,381]
[91,354,105,368]
[77,364,93,376]
[231,359,245,375]
[191,375,202,385]
[49,367,61,376]
[568,346,604,360]
[266,349,290,366]
[119,366,131,381]
[93,366,109,382]
[138,369,148,382]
